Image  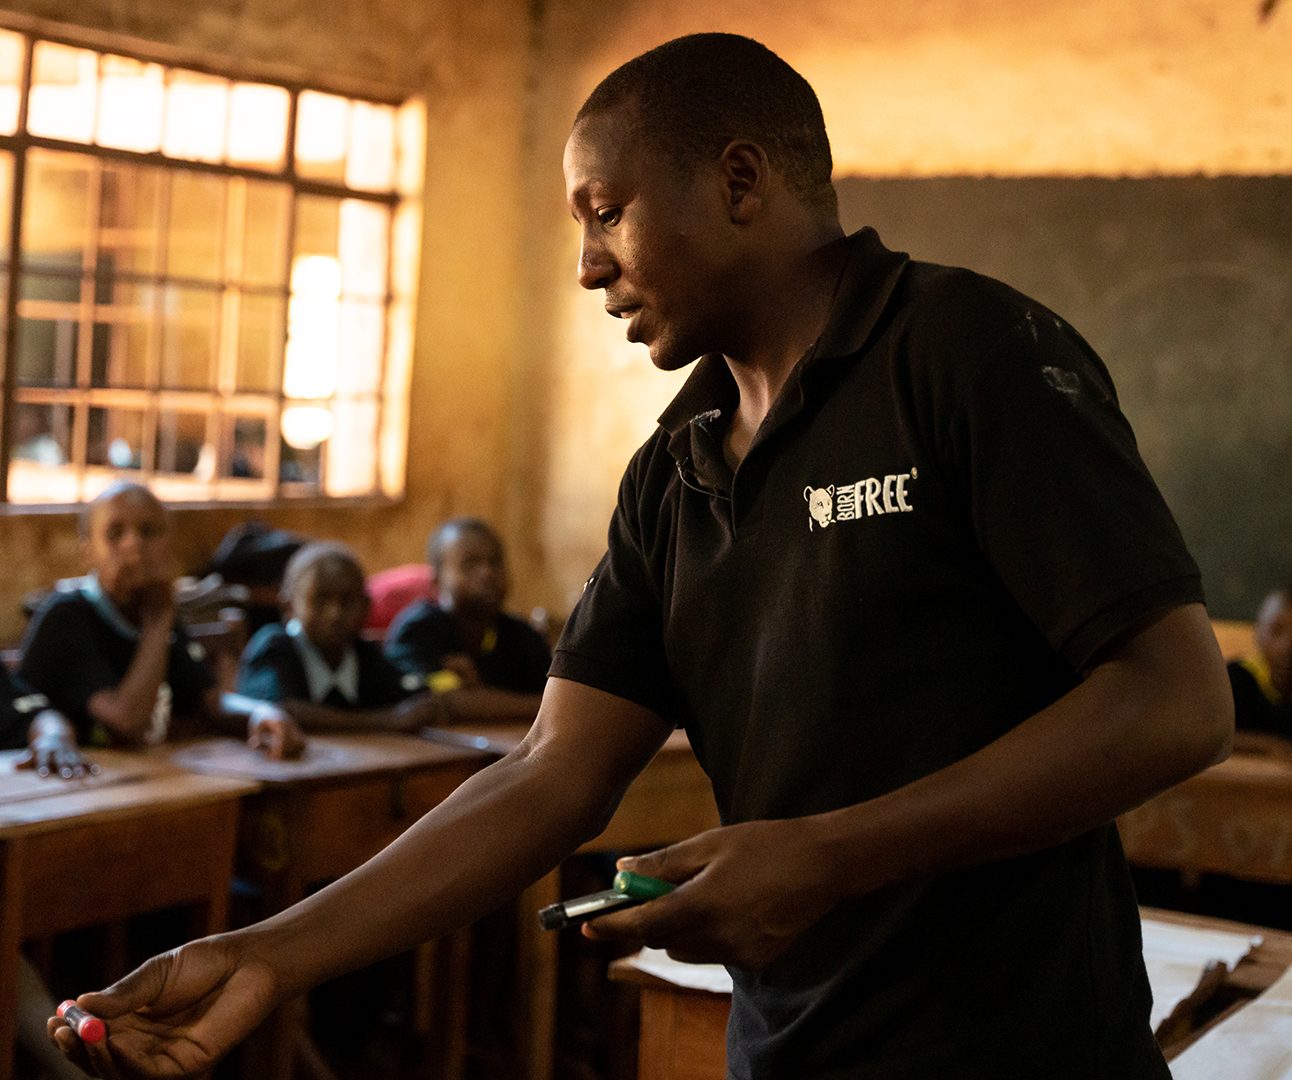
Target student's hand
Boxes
[390,691,448,732]
[247,703,306,759]
[441,653,482,688]
[15,709,98,779]
[48,934,279,1079]
[132,579,177,631]
[582,817,842,970]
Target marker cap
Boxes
[57,1000,106,1043]
[613,870,675,901]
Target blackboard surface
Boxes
[837,177,1292,620]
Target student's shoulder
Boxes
[241,622,295,664]
[22,588,102,642]
[387,598,448,636]
[497,610,549,649]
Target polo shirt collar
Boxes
[657,227,909,464]
[285,618,360,704]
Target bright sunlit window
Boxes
[0,26,424,504]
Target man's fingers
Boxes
[618,835,712,884]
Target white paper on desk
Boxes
[1169,963,1292,1079]
[629,947,734,994]
[1141,918,1262,1030]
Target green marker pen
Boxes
[613,870,675,900]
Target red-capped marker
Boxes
[57,1000,105,1043]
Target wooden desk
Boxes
[460,725,722,1080]
[0,750,256,1080]
[610,907,1292,1079]
[1118,752,1292,884]
[163,733,492,1080]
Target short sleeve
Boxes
[236,626,307,703]
[550,441,675,718]
[914,302,1202,670]
[18,597,123,728]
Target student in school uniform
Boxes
[384,518,550,722]
[3,647,100,1080]
[1228,586,1292,742]
[18,481,304,758]
[236,540,442,732]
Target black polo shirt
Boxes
[1227,659,1292,738]
[384,601,551,694]
[19,590,215,746]
[237,623,418,708]
[551,229,1201,1079]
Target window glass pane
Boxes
[22,150,94,271]
[346,102,395,192]
[295,91,348,183]
[16,273,81,386]
[391,200,420,300]
[10,401,70,466]
[155,410,210,475]
[294,194,339,260]
[28,42,97,143]
[381,299,413,497]
[395,98,426,197]
[279,436,322,488]
[336,300,382,395]
[226,82,289,170]
[0,153,12,267]
[162,70,228,163]
[160,285,218,388]
[98,160,162,277]
[238,179,290,287]
[88,406,144,470]
[284,256,339,400]
[92,282,156,388]
[167,171,225,280]
[236,291,283,392]
[326,399,378,496]
[226,414,267,479]
[97,55,164,153]
[0,30,25,136]
[339,200,388,299]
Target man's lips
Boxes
[605,303,641,319]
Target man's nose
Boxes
[577,235,617,291]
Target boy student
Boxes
[20,481,304,759]
[385,518,550,722]
[1228,587,1292,741]
[53,35,1232,1080]
[236,541,442,732]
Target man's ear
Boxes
[719,140,769,224]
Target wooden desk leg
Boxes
[0,838,25,1080]
[516,870,560,1080]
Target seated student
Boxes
[2,660,98,1080]
[384,518,551,722]
[18,481,304,758]
[1228,586,1292,742]
[236,541,442,732]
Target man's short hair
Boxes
[426,518,501,575]
[576,33,837,217]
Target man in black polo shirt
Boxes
[51,35,1232,1080]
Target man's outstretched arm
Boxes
[50,678,672,1080]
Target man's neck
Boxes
[722,229,848,469]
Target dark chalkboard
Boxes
[837,176,1292,619]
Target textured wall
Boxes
[0,0,1289,638]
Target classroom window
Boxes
[0,25,424,505]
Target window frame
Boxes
[0,18,422,511]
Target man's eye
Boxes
[596,207,621,227]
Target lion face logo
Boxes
[803,485,835,531]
